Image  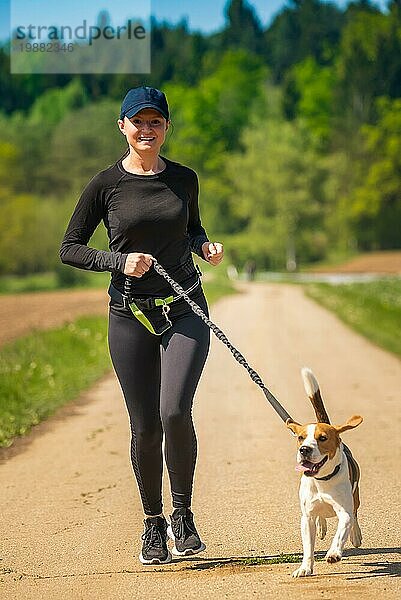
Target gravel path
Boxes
[1,283,400,599]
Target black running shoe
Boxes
[139,516,172,565]
[167,508,206,556]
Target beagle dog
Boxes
[286,368,363,578]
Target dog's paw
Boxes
[325,551,342,564]
[292,565,313,577]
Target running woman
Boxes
[60,86,224,565]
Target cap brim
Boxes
[123,103,169,120]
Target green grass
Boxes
[0,272,60,294]
[0,316,111,447]
[305,279,401,358]
[184,553,303,571]
[201,261,238,304]
[238,554,302,566]
[0,269,235,448]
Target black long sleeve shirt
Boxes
[60,155,209,297]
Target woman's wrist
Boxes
[120,253,129,274]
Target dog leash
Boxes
[151,258,294,425]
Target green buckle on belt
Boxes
[127,278,200,335]
[154,295,174,306]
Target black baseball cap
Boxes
[120,86,169,121]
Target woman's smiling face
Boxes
[119,108,169,153]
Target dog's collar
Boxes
[314,462,341,481]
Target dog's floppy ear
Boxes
[334,415,363,434]
[286,418,303,436]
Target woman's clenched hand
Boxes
[202,242,224,266]
[124,253,154,277]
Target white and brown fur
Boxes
[286,368,363,578]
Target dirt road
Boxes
[1,283,400,599]
[313,250,401,274]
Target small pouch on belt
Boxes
[108,277,200,335]
[108,284,172,335]
[128,298,174,335]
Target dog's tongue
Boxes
[295,464,310,472]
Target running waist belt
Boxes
[107,278,201,335]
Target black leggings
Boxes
[107,291,210,516]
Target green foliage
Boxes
[0,193,110,277]
[197,173,238,237]
[151,20,207,86]
[319,151,359,253]
[282,57,337,142]
[0,0,400,277]
[225,109,328,269]
[222,0,266,55]
[164,50,267,172]
[335,5,401,129]
[0,114,45,193]
[265,0,344,82]
[0,82,88,195]
[0,141,22,192]
[347,97,401,249]
[0,194,66,275]
[54,263,91,288]
[29,78,88,127]
[42,99,125,195]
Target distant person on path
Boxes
[60,86,224,565]
[244,259,257,281]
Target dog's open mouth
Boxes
[296,455,328,477]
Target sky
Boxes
[0,0,389,41]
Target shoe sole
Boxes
[139,550,172,565]
[167,525,206,556]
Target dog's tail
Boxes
[301,368,331,424]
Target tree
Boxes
[347,97,401,249]
[222,0,266,55]
[163,50,267,172]
[282,57,337,142]
[29,78,88,127]
[335,4,401,129]
[265,0,344,82]
[0,141,22,194]
[226,111,328,269]
[0,195,64,274]
[41,99,124,196]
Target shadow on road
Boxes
[176,547,401,576]
[2,548,399,581]
[346,560,400,579]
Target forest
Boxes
[1,0,400,276]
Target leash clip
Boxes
[161,301,172,328]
